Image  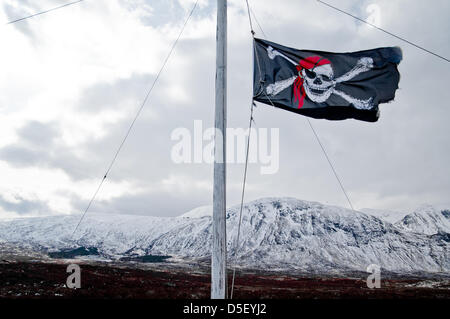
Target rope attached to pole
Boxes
[229,0,260,299]
[230,101,255,299]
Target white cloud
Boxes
[0,0,449,219]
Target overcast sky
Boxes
[0,0,449,219]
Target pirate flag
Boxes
[253,38,402,122]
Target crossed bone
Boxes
[265,46,374,110]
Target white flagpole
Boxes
[211,0,227,299]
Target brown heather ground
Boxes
[0,260,449,299]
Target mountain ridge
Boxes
[0,197,448,273]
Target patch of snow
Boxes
[405,280,449,289]
[180,205,212,218]
[360,208,408,224]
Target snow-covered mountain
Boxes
[0,197,448,273]
[395,205,450,235]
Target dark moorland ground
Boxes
[0,260,449,299]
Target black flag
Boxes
[253,38,402,122]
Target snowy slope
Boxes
[0,197,448,273]
[0,213,200,257]
[395,205,450,235]
[360,208,408,224]
[181,205,213,218]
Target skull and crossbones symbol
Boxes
[265,46,375,110]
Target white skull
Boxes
[301,64,335,103]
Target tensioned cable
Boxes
[249,7,267,39]
[244,0,254,35]
[6,0,85,25]
[71,0,200,238]
[316,0,450,63]
[305,119,354,210]
[259,93,356,212]
[230,0,260,299]
[230,102,255,300]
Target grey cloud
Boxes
[0,194,50,215]
[0,121,59,167]
[118,0,214,27]
[69,188,208,217]
[0,145,48,167]
[77,73,156,113]
[18,121,58,147]
[0,120,101,180]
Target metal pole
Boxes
[211,0,227,300]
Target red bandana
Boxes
[293,56,331,108]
